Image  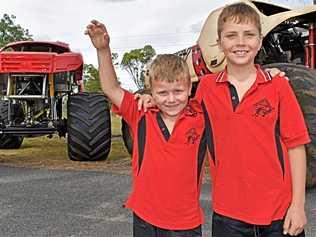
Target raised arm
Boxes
[85,20,124,108]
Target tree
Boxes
[0,14,32,47]
[83,53,119,92]
[83,64,101,92]
[121,45,156,89]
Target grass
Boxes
[0,114,131,173]
[111,112,122,136]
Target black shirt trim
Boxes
[137,116,146,175]
[156,113,171,141]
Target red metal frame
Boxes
[0,41,70,52]
[0,41,84,89]
[305,24,316,69]
[191,44,212,77]
[0,52,83,74]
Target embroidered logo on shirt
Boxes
[253,99,274,117]
[185,128,200,144]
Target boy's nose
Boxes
[167,93,176,102]
[237,35,246,45]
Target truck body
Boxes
[0,41,111,161]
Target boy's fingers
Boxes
[290,224,304,236]
[91,19,100,25]
[294,227,304,236]
[87,20,107,33]
[137,100,142,111]
[283,216,291,235]
[135,95,143,111]
[279,71,285,77]
[288,223,299,236]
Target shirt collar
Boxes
[215,64,272,84]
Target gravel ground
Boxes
[0,165,315,237]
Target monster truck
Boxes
[122,0,316,187]
[0,41,111,161]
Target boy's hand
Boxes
[134,94,154,112]
[85,20,110,50]
[283,203,306,236]
[265,68,288,80]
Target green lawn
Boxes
[111,112,122,136]
[0,113,131,172]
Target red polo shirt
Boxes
[112,90,207,230]
[195,65,311,225]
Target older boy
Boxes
[86,20,207,237]
[195,3,311,237]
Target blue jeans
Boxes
[133,213,202,237]
[212,212,305,237]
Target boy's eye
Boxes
[225,34,236,38]
[174,90,184,94]
[245,32,256,37]
[157,91,167,96]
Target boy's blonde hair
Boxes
[217,2,261,38]
[147,54,190,86]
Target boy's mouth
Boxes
[233,50,249,56]
[164,104,179,109]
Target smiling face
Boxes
[218,19,262,67]
[147,54,191,120]
[151,79,191,120]
[217,3,262,68]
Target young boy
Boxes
[85,20,207,237]
[195,3,311,237]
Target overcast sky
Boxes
[1,0,313,90]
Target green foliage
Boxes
[0,14,32,47]
[83,64,101,92]
[121,45,156,89]
[83,53,119,92]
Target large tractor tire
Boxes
[263,63,316,188]
[67,92,111,161]
[0,101,24,149]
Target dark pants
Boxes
[212,212,305,237]
[133,213,202,237]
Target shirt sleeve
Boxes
[278,77,311,148]
[111,90,140,129]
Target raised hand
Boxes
[85,20,110,51]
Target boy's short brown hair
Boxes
[147,54,190,86]
[217,2,261,38]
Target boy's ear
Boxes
[217,38,223,52]
[257,35,263,51]
[188,83,192,96]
